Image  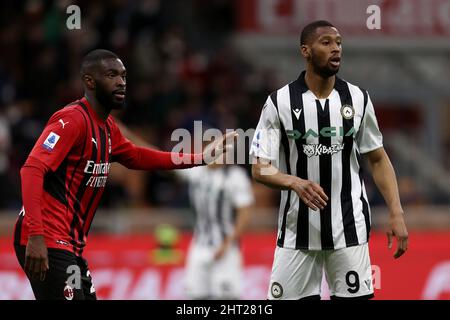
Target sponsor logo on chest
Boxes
[84,160,111,187]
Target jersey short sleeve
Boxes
[28,109,83,172]
[249,96,281,162]
[228,167,254,208]
[357,93,383,154]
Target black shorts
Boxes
[14,245,97,300]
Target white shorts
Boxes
[268,243,374,300]
[184,242,242,299]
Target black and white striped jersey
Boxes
[250,71,383,251]
[177,166,254,248]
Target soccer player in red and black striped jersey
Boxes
[13,49,236,300]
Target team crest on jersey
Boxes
[341,104,355,119]
[271,282,283,298]
[42,132,60,151]
[303,144,315,157]
[63,284,74,300]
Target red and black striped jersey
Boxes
[14,97,200,256]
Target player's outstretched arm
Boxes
[364,147,409,259]
[252,158,328,211]
[112,119,238,170]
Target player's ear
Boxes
[82,74,96,90]
[300,45,311,59]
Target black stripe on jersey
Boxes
[200,182,214,246]
[360,87,369,121]
[335,78,358,246]
[85,123,110,237]
[66,107,88,216]
[356,150,371,241]
[14,208,25,246]
[43,159,68,206]
[78,126,107,249]
[270,91,292,248]
[288,79,309,249]
[358,88,371,241]
[205,203,214,246]
[70,102,97,253]
[316,99,334,249]
[216,189,226,242]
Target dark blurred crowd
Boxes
[0,0,445,213]
[0,0,281,210]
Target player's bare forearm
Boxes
[251,159,296,190]
[365,147,409,258]
[231,205,252,242]
[252,158,328,211]
[364,147,403,216]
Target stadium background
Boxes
[0,0,449,299]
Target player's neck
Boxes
[84,94,110,121]
[304,67,335,99]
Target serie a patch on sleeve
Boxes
[42,131,61,151]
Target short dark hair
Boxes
[300,20,335,45]
[81,49,119,75]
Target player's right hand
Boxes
[290,178,328,211]
[202,131,239,165]
[25,235,49,281]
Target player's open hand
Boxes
[25,235,49,281]
[290,178,328,211]
[202,131,238,165]
[387,213,409,259]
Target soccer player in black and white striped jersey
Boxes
[177,163,254,300]
[250,20,408,300]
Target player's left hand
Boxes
[387,212,409,259]
[203,131,238,165]
[214,238,232,261]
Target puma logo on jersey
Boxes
[91,138,98,149]
[59,119,69,129]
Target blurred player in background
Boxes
[119,123,254,299]
[176,159,254,300]
[13,49,236,300]
[250,21,409,300]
